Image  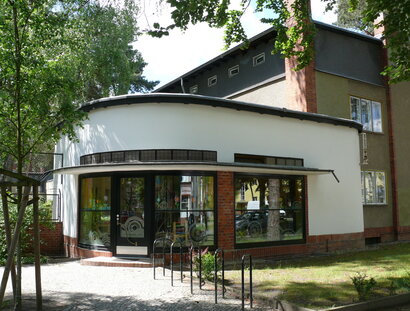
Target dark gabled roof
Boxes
[154,20,382,93]
[80,93,362,131]
[154,26,277,92]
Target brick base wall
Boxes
[397,226,410,241]
[27,222,64,256]
[63,235,113,258]
[40,222,64,255]
[365,226,395,243]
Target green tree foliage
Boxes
[0,1,156,308]
[148,0,409,83]
[334,0,374,35]
[0,201,53,266]
[76,1,158,100]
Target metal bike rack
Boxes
[214,248,225,304]
[241,254,253,310]
[152,237,172,280]
[170,240,183,286]
[189,245,202,294]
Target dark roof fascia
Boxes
[154,21,382,93]
[80,93,363,132]
[154,26,277,92]
[314,20,383,45]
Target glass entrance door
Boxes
[116,177,149,256]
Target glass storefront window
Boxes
[154,175,215,247]
[79,177,111,247]
[235,175,304,245]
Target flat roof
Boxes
[80,93,362,131]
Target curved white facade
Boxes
[56,97,363,243]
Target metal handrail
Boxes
[241,254,253,310]
[170,240,183,286]
[214,248,225,304]
[152,237,172,280]
[189,245,202,294]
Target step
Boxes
[80,256,156,268]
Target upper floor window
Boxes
[208,75,217,87]
[350,96,382,132]
[253,53,265,67]
[361,171,386,205]
[228,65,240,77]
[189,85,198,94]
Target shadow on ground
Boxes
[3,291,252,311]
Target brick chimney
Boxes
[285,0,317,113]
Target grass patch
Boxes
[225,243,410,309]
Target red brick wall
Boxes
[39,222,64,255]
[217,171,235,250]
[285,58,318,113]
[63,235,113,258]
[27,222,64,255]
[365,226,395,243]
[284,0,317,113]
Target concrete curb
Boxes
[224,285,315,311]
[322,292,410,311]
[225,282,410,311]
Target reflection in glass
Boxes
[154,175,214,246]
[364,172,375,203]
[235,176,304,244]
[120,178,145,240]
[376,172,386,203]
[351,97,361,122]
[372,101,382,132]
[362,171,386,204]
[361,99,372,131]
[79,177,111,247]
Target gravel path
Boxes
[1,261,273,310]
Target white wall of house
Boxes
[56,100,363,238]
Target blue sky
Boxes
[134,0,337,89]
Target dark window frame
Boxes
[78,170,218,252]
[233,173,306,249]
[208,75,217,87]
[228,65,240,77]
[78,175,113,251]
[252,52,265,67]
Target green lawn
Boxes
[225,243,410,309]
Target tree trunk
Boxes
[258,179,267,209]
[0,187,17,300]
[267,179,281,241]
[33,186,42,310]
[0,186,30,307]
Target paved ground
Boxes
[1,261,273,311]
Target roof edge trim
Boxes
[80,93,363,132]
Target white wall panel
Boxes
[56,101,363,238]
